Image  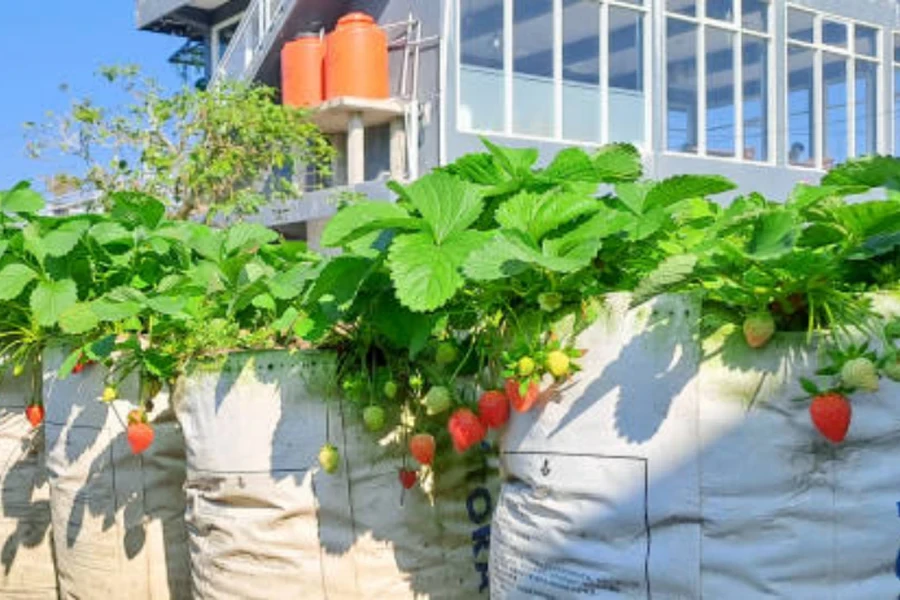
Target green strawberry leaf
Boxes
[224,223,279,255]
[30,279,78,327]
[631,254,698,307]
[59,302,100,334]
[593,144,643,183]
[388,230,487,312]
[109,192,166,230]
[0,264,38,300]
[1,182,45,214]
[746,211,797,260]
[799,377,820,396]
[321,200,418,247]
[404,172,484,244]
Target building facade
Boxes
[136,0,900,238]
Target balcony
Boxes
[136,0,248,38]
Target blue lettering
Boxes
[466,487,493,524]
[472,524,490,558]
[474,560,489,593]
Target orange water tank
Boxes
[324,12,390,100]
[281,33,325,107]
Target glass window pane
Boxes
[667,18,698,152]
[706,0,733,22]
[459,0,505,132]
[894,68,900,153]
[742,35,768,162]
[894,33,900,63]
[822,53,847,168]
[788,46,815,167]
[667,0,695,17]
[822,20,848,48]
[563,0,600,142]
[742,0,768,33]
[706,28,735,157]
[788,9,814,43]
[513,0,554,137]
[608,7,645,145]
[855,25,878,58]
[856,59,878,157]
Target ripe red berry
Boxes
[809,392,851,443]
[25,405,44,428]
[126,409,154,454]
[127,423,154,454]
[409,433,436,466]
[399,469,417,489]
[478,390,510,429]
[447,408,486,453]
[505,378,540,413]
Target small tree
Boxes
[26,65,334,220]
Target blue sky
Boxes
[0,1,187,191]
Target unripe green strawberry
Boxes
[383,380,398,399]
[883,359,900,382]
[409,374,424,391]
[102,386,117,403]
[538,292,562,312]
[841,357,879,392]
[422,386,451,415]
[363,406,386,432]
[546,351,570,378]
[435,342,458,366]
[517,357,536,377]
[743,312,776,349]
[318,443,340,474]
[12,364,24,378]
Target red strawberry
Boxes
[25,405,44,428]
[409,433,436,466]
[126,409,154,454]
[809,392,851,443]
[447,408,486,453]
[505,378,540,413]
[478,390,510,429]
[399,469,417,489]
[72,362,85,375]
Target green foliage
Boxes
[25,65,335,221]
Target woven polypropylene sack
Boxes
[0,363,57,598]
[491,293,900,598]
[173,350,497,600]
[43,347,191,599]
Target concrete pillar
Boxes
[389,117,407,181]
[347,112,365,185]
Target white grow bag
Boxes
[173,350,497,600]
[491,293,900,599]
[42,347,191,599]
[0,363,57,598]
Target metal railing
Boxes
[211,0,291,84]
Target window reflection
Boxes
[609,6,645,145]
[788,46,815,167]
[667,18,698,152]
[460,0,505,132]
[563,0,601,142]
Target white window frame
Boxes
[211,13,245,72]
[784,4,883,171]
[663,0,775,165]
[455,0,652,151]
